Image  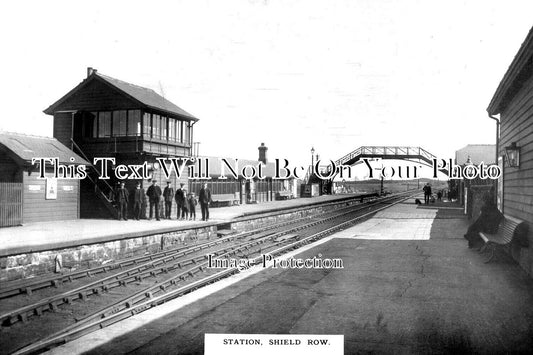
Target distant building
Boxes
[487,26,533,274]
[44,68,198,218]
[455,144,496,165]
[0,132,89,227]
[453,144,497,218]
[187,143,296,206]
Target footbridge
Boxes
[335,146,438,167]
[310,146,448,192]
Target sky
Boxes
[0,0,532,169]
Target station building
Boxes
[487,26,533,274]
[0,132,89,227]
[455,144,496,165]
[44,68,198,218]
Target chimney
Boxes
[258,143,268,164]
[87,67,97,78]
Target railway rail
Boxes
[2,190,416,354]
[0,192,379,301]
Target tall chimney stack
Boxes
[258,143,268,164]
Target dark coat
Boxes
[146,184,162,202]
[163,186,174,202]
[199,187,212,204]
[175,188,185,205]
[188,195,197,209]
[464,202,504,246]
[133,187,145,204]
[115,187,129,203]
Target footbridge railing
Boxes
[335,146,437,167]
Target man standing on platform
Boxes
[163,181,174,219]
[423,183,432,205]
[174,183,185,220]
[132,182,145,220]
[146,180,162,221]
[199,183,212,221]
[116,181,129,221]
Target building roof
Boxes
[487,26,533,115]
[0,132,90,166]
[96,73,198,120]
[44,70,199,121]
[455,144,496,165]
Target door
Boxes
[0,182,23,227]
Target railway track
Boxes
[2,191,416,354]
[0,192,380,302]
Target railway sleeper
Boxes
[49,302,59,312]
[18,313,28,323]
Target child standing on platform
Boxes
[187,191,197,220]
[181,189,189,220]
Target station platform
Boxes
[47,197,533,354]
[0,193,365,257]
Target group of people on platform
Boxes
[113,181,212,222]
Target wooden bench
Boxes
[479,214,529,263]
[211,194,240,207]
[275,191,292,200]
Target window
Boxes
[113,110,127,136]
[177,120,183,142]
[183,122,190,144]
[143,112,151,137]
[98,111,111,137]
[128,110,141,136]
[153,114,160,139]
[161,116,167,140]
[168,118,176,141]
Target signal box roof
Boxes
[44,70,198,121]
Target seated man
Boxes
[464,195,503,248]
